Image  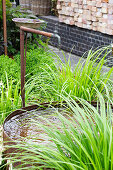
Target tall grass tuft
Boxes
[4,88,113,169]
[0,74,22,124]
[26,46,113,103]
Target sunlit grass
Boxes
[4,88,113,170]
[0,74,22,124]
[26,46,113,103]
[1,46,113,169]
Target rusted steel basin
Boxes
[3,102,68,168]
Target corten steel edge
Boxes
[20,26,60,107]
[3,104,55,169]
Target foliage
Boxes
[0,4,19,55]
[0,41,56,124]
[3,90,113,169]
[10,6,37,19]
[0,0,12,19]
[0,0,11,7]
[0,0,12,54]
[0,45,112,124]
[0,45,113,168]
[0,41,4,55]
[0,55,20,84]
[14,41,55,80]
[0,5,38,55]
[26,46,113,103]
[0,75,21,125]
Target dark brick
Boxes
[39,16,113,67]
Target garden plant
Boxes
[0,41,55,124]
[0,2,39,55]
[2,89,113,170]
[26,46,113,104]
[0,36,113,169]
[0,0,113,169]
[0,45,112,124]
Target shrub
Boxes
[0,0,12,18]
[0,75,21,125]
[0,5,38,55]
[0,55,20,85]
[15,43,56,80]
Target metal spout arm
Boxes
[51,33,61,50]
[20,27,61,107]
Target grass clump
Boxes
[0,55,21,124]
[0,55,20,85]
[0,75,21,124]
[15,42,55,80]
[26,46,113,103]
[1,45,113,169]
[4,91,113,169]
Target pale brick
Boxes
[78,9,83,13]
[103,14,108,19]
[92,7,97,12]
[92,26,97,31]
[102,7,108,13]
[86,15,92,20]
[96,12,102,18]
[92,16,97,22]
[57,0,113,35]
[92,22,98,26]
[109,0,113,4]
[96,2,102,7]
[83,0,87,4]
[77,22,83,27]
[78,17,82,22]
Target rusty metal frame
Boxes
[2,0,7,55]
[20,26,57,107]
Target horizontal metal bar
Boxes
[20,26,53,38]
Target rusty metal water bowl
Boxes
[12,18,45,29]
[3,103,68,168]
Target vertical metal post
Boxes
[20,29,25,107]
[20,26,60,107]
[2,0,7,55]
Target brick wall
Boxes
[40,16,113,67]
[57,0,113,35]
